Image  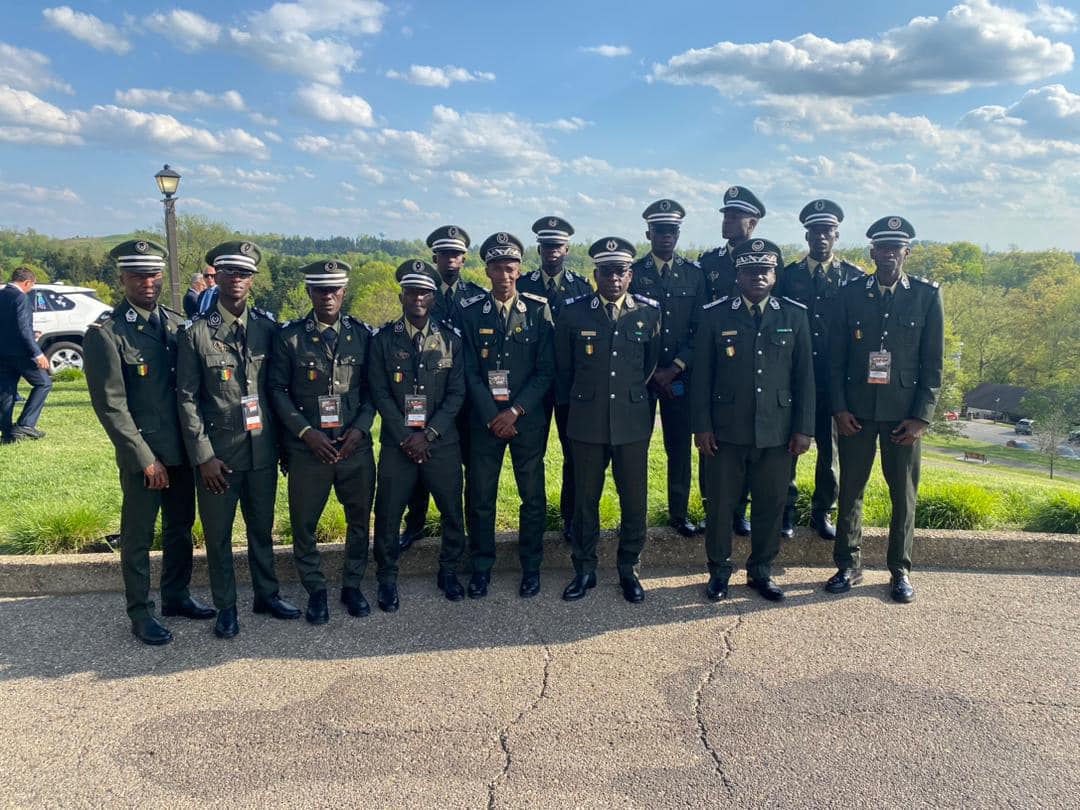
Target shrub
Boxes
[914,483,997,530]
[51,368,85,383]
[5,505,114,554]
[1024,493,1080,534]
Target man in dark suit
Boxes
[0,267,52,444]
[182,273,206,318]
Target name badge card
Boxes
[488,369,510,401]
[318,394,343,428]
[868,351,892,385]
[241,394,263,431]
[405,394,427,429]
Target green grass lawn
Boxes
[2,379,1079,552]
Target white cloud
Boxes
[400,198,420,213]
[249,0,387,35]
[985,83,1080,140]
[651,0,1074,98]
[142,10,222,51]
[263,130,283,143]
[0,85,81,133]
[114,88,247,113]
[357,165,385,184]
[75,106,270,159]
[229,29,359,86]
[0,126,82,146]
[249,112,278,126]
[581,45,631,57]
[542,117,591,132]
[43,6,131,55]
[385,65,495,87]
[294,83,375,126]
[1031,2,1078,34]
[0,43,72,94]
[0,179,80,204]
[194,164,285,191]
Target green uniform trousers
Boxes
[649,390,693,522]
[834,419,920,578]
[402,408,471,534]
[787,390,839,517]
[118,464,195,622]
[372,442,466,584]
[196,464,281,609]
[287,446,376,594]
[702,443,789,580]
[570,439,649,577]
[467,420,547,575]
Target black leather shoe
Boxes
[467,571,490,599]
[399,527,425,551]
[812,512,837,540]
[519,571,540,598]
[732,513,751,536]
[253,595,302,620]
[824,567,863,594]
[437,569,465,601]
[340,587,370,617]
[161,596,216,620]
[561,573,597,601]
[214,606,239,638]
[705,575,729,602]
[670,517,697,537]
[619,574,645,603]
[131,616,172,646]
[377,582,399,612]
[305,590,329,625]
[890,575,916,604]
[13,425,45,440]
[780,508,795,539]
[747,576,786,602]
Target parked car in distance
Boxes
[1068,429,1080,445]
[1014,418,1034,435]
[944,410,959,421]
[30,284,112,374]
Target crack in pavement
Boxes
[487,625,553,810]
[694,608,745,801]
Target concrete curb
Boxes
[0,526,1077,596]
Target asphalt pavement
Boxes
[1,566,1077,808]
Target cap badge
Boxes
[325,260,337,271]
[660,200,671,211]
[752,240,764,251]
[240,242,252,254]
[448,226,458,237]
[606,239,618,251]
[548,218,557,227]
[888,217,902,230]
[413,260,424,272]
[727,187,738,198]
[125,308,137,322]
[496,232,509,244]
[135,241,148,253]
[814,200,825,211]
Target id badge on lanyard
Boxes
[488,369,510,401]
[318,394,343,428]
[868,350,892,385]
[241,394,263,431]
[405,394,427,428]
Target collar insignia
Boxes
[125,308,137,322]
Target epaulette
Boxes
[912,275,940,289]
[461,293,487,308]
[252,306,276,322]
[779,296,807,309]
[91,310,112,327]
[345,314,374,334]
[519,291,548,305]
[703,295,731,310]
[632,293,659,309]
[564,293,590,306]
[566,269,584,281]
[160,305,182,320]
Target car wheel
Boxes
[46,341,84,373]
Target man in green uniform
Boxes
[399,225,483,551]
[84,239,215,645]
[269,259,376,624]
[369,261,468,611]
[826,216,943,603]
[692,239,815,602]
[775,200,865,540]
[629,199,706,537]
[459,232,555,598]
[554,237,661,603]
[176,240,301,639]
[698,185,767,537]
[517,216,592,542]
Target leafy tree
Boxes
[1023,385,1080,479]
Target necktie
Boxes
[661,262,670,277]
[414,331,424,355]
[753,304,763,331]
[444,287,454,311]
[606,302,617,322]
[233,320,246,350]
[500,304,509,326]
[147,309,164,342]
[546,277,557,297]
[882,289,893,313]
[322,326,337,353]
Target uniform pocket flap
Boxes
[203,352,234,368]
[777,389,792,407]
[714,390,735,403]
[769,334,791,347]
[899,369,918,387]
[629,386,646,403]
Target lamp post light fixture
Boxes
[154,164,182,310]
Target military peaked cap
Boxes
[110,239,167,273]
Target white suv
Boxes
[30,284,112,373]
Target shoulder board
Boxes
[779,296,807,310]
[564,293,590,306]
[160,305,182,320]
[381,319,397,332]
[93,310,112,325]
[448,324,462,337]
[519,291,548,305]
[913,275,940,289]
[702,297,728,310]
[461,293,487,308]
[277,319,294,331]
[370,326,380,336]
[632,294,659,308]
[251,307,276,322]
[345,314,374,334]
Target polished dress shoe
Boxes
[890,575,916,604]
[467,571,490,599]
[131,616,173,646]
[377,582,399,612]
[253,594,302,620]
[340,587,370,617]
[305,590,329,625]
[619,574,645,603]
[214,606,239,638]
[670,517,697,538]
[519,571,540,598]
[398,527,426,551]
[162,596,216,620]
[780,508,795,539]
[732,513,751,537]
[705,575,729,602]
[13,425,45,440]
[824,567,863,594]
[747,576,786,602]
[437,569,465,601]
[812,512,837,540]
[561,572,597,601]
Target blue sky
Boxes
[1,0,1079,250]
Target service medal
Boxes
[725,346,735,358]
[136,364,148,377]
[855,329,862,340]
[220,368,232,381]
[585,344,594,355]
[307,370,317,381]
[393,371,404,383]
[481,348,489,359]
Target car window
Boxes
[35,291,76,311]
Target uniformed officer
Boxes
[826,217,943,603]
[698,185,767,537]
[629,199,706,537]
[691,239,814,602]
[369,261,468,611]
[517,216,592,542]
[775,200,865,540]
[84,239,215,645]
[554,237,661,603]
[399,226,484,550]
[176,240,301,638]
[269,259,376,624]
[459,232,555,598]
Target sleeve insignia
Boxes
[779,296,806,309]
[632,294,659,308]
[462,294,487,309]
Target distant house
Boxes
[963,382,1029,422]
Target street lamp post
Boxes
[154,164,182,311]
